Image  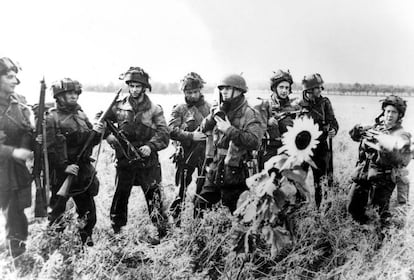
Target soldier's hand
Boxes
[268,117,278,127]
[214,115,231,133]
[106,134,119,146]
[95,110,103,120]
[138,145,151,157]
[193,131,207,141]
[93,121,105,133]
[35,134,43,145]
[12,148,33,161]
[328,128,337,138]
[65,164,79,176]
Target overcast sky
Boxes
[2,0,414,99]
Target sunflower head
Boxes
[277,116,322,168]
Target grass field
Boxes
[0,91,413,279]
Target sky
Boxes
[2,0,414,102]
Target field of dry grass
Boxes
[0,92,413,279]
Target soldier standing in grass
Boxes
[45,78,101,246]
[105,67,169,244]
[257,70,301,168]
[298,73,338,208]
[168,72,211,224]
[348,95,411,227]
[194,74,263,214]
[0,57,33,258]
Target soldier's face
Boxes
[275,81,290,99]
[184,88,201,103]
[128,82,145,98]
[383,105,399,126]
[219,86,242,101]
[305,87,321,101]
[64,91,79,105]
[0,70,18,96]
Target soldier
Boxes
[348,95,411,226]
[105,67,169,243]
[0,57,33,258]
[194,74,263,214]
[298,73,338,208]
[259,70,301,167]
[45,78,101,246]
[168,72,211,224]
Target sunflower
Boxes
[277,116,322,169]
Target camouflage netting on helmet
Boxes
[302,73,324,91]
[0,57,20,75]
[270,70,293,91]
[180,72,205,91]
[120,66,152,91]
[381,95,407,118]
[51,78,82,98]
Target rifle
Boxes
[273,109,302,121]
[33,78,49,217]
[57,88,122,196]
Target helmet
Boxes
[120,66,151,91]
[270,69,293,91]
[218,74,248,93]
[180,72,205,91]
[302,73,324,91]
[0,57,20,75]
[51,78,82,98]
[381,95,407,118]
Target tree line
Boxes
[83,81,414,96]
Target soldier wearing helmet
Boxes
[44,78,102,246]
[348,95,411,227]
[104,66,169,243]
[194,74,264,214]
[298,73,339,208]
[168,72,211,225]
[0,57,33,257]
[257,70,301,167]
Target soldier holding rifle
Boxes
[0,57,33,258]
[168,72,211,225]
[298,73,338,208]
[103,67,169,244]
[348,95,411,227]
[42,78,102,246]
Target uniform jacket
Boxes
[169,96,211,148]
[297,94,339,142]
[201,95,263,167]
[45,103,100,196]
[255,94,300,145]
[350,121,411,183]
[107,93,169,167]
[0,94,33,207]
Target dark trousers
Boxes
[1,191,28,257]
[48,189,97,238]
[348,176,396,225]
[110,163,165,232]
[311,141,329,208]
